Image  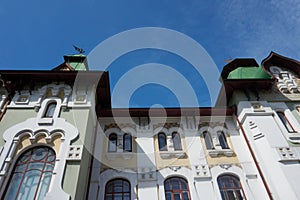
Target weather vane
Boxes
[73,45,85,54]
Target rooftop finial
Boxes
[73,45,85,54]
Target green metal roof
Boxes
[63,54,88,71]
[69,62,87,71]
[227,66,271,79]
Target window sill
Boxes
[159,151,186,159]
[208,149,234,157]
[38,118,53,125]
[105,152,133,160]
[288,133,300,143]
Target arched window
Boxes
[217,174,246,200]
[164,177,191,200]
[4,147,56,200]
[43,102,57,118]
[108,133,117,152]
[172,132,182,151]
[105,178,130,200]
[277,111,296,132]
[123,134,132,152]
[158,133,167,151]
[218,131,229,149]
[203,131,214,150]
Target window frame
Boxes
[164,177,191,200]
[4,146,56,200]
[217,174,246,200]
[203,131,214,150]
[217,131,229,149]
[108,133,118,152]
[158,132,168,151]
[123,133,132,152]
[104,178,131,200]
[276,111,296,133]
[43,102,57,118]
[172,132,182,151]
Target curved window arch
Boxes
[217,174,246,200]
[4,146,56,200]
[43,102,57,118]
[105,178,130,200]
[203,131,214,150]
[172,132,182,151]
[158,132,167,151]
[108,133,117,152]
[164,177,191,200]
[217,131,229,149]
[123,133,132,152]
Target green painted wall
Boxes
[0,109,37,145]
[61,108,96,199]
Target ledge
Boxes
[159,151,186,159]
[105,152,133,160]
[208,149,234,157]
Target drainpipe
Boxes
[233,106,273,200]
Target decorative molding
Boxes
[104,123,136,132]
[159,151,187,159]
[66,145,83,161]
[194,164,211,180]
[138,167,157,181]
[0,117,78,200]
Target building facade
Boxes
[0,52,299,199]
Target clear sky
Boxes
[0,1,299,108]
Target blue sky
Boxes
[0,1,299,107]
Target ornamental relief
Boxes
[104,123,136,132]
[269,66,300,94]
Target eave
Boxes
[97,107,234,117]
[0,70,111,108]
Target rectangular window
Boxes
[277,111,296,133]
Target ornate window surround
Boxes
[105,127,136,160]
[199,126,233,157]
[0,114,79,200]
[37,98,62,125]
[211,165,254,200]
[269,66,299,93]
[154,127,186,159]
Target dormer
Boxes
[262,52,300,94]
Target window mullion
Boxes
[33,150,49,199]
[14,150,32,200]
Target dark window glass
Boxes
[218,131,229,149]
[277,111,296,132]
[164,177,191,200]
[4,147,56,200]
[105,179,130,200]
[217,174,246,200]
[203,131,214,149]
[108,134,117,152]
[158,133,167,151]
[172,132,182,151]
[43,102,57,118]
[123,134,132,152]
